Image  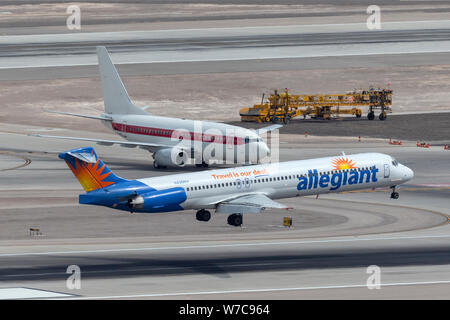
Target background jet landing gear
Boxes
[153,160,166,169]
[390,186,399,199]
[227,213,243,227]
[195,161,209,168]
[196,209,211,222]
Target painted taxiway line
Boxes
[67,280,450,299]
[2,234,450,257]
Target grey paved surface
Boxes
[0,128,449,299]
[230,112,450,142]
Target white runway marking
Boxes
[0,287,72,299]
[2,234,450,257]
[70,280,450,299]
[2,41,450,69]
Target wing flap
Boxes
[215,193,290,214]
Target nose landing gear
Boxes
[390,186,399,199]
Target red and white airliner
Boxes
[34,47,279,168]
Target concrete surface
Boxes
[0,0,450,300]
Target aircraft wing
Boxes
[30,134,185,152]
[255,124,282,135]
[215,193,290,214]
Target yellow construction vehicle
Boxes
[240,87,393,123]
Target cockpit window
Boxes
[391,157,398,167]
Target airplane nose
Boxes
[261,142,270,156]
[404,166,414,181]
[256,142,270,160]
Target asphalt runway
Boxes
[231,112,450,142]
[3,21,450,69]
[0,129,449,299]
[1,4,450,299]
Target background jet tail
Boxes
[59,147,127,192]
[96,46,148,115]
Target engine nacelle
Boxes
[128,187,187,212]
[154,148,188,167]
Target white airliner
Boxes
[60,146,414,227]
[34,47,278,168]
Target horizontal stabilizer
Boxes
[45,110,112,121]
[58,146,126,192]
[30,134,186,153]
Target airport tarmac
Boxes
[0,127,449,299]
[1,0,450,301]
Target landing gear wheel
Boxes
[272,116,279,124]
[367,111,375,120]
[379,112,387,121]
[227,213,243,227]
[153,161,166,169]
[195,161,209,168]
[196,209,211,222]
[390,192,399,199]
[390,186,399,199]
[283,116,290,124]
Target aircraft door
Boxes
[120,120,128,138]
[384,163,390,178]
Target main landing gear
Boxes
[390,186,399,199]
[227,213,243,227]
[196,210,243,227]
[196,209,211,222]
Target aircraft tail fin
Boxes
[58,147,127,192]
[96,46,147,115]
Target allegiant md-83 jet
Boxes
[59,147,413,227]
[34,47,279,168]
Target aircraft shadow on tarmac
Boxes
[2,248,450,282]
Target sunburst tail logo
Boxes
[59,147,126,192]
[331,157,357,170]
